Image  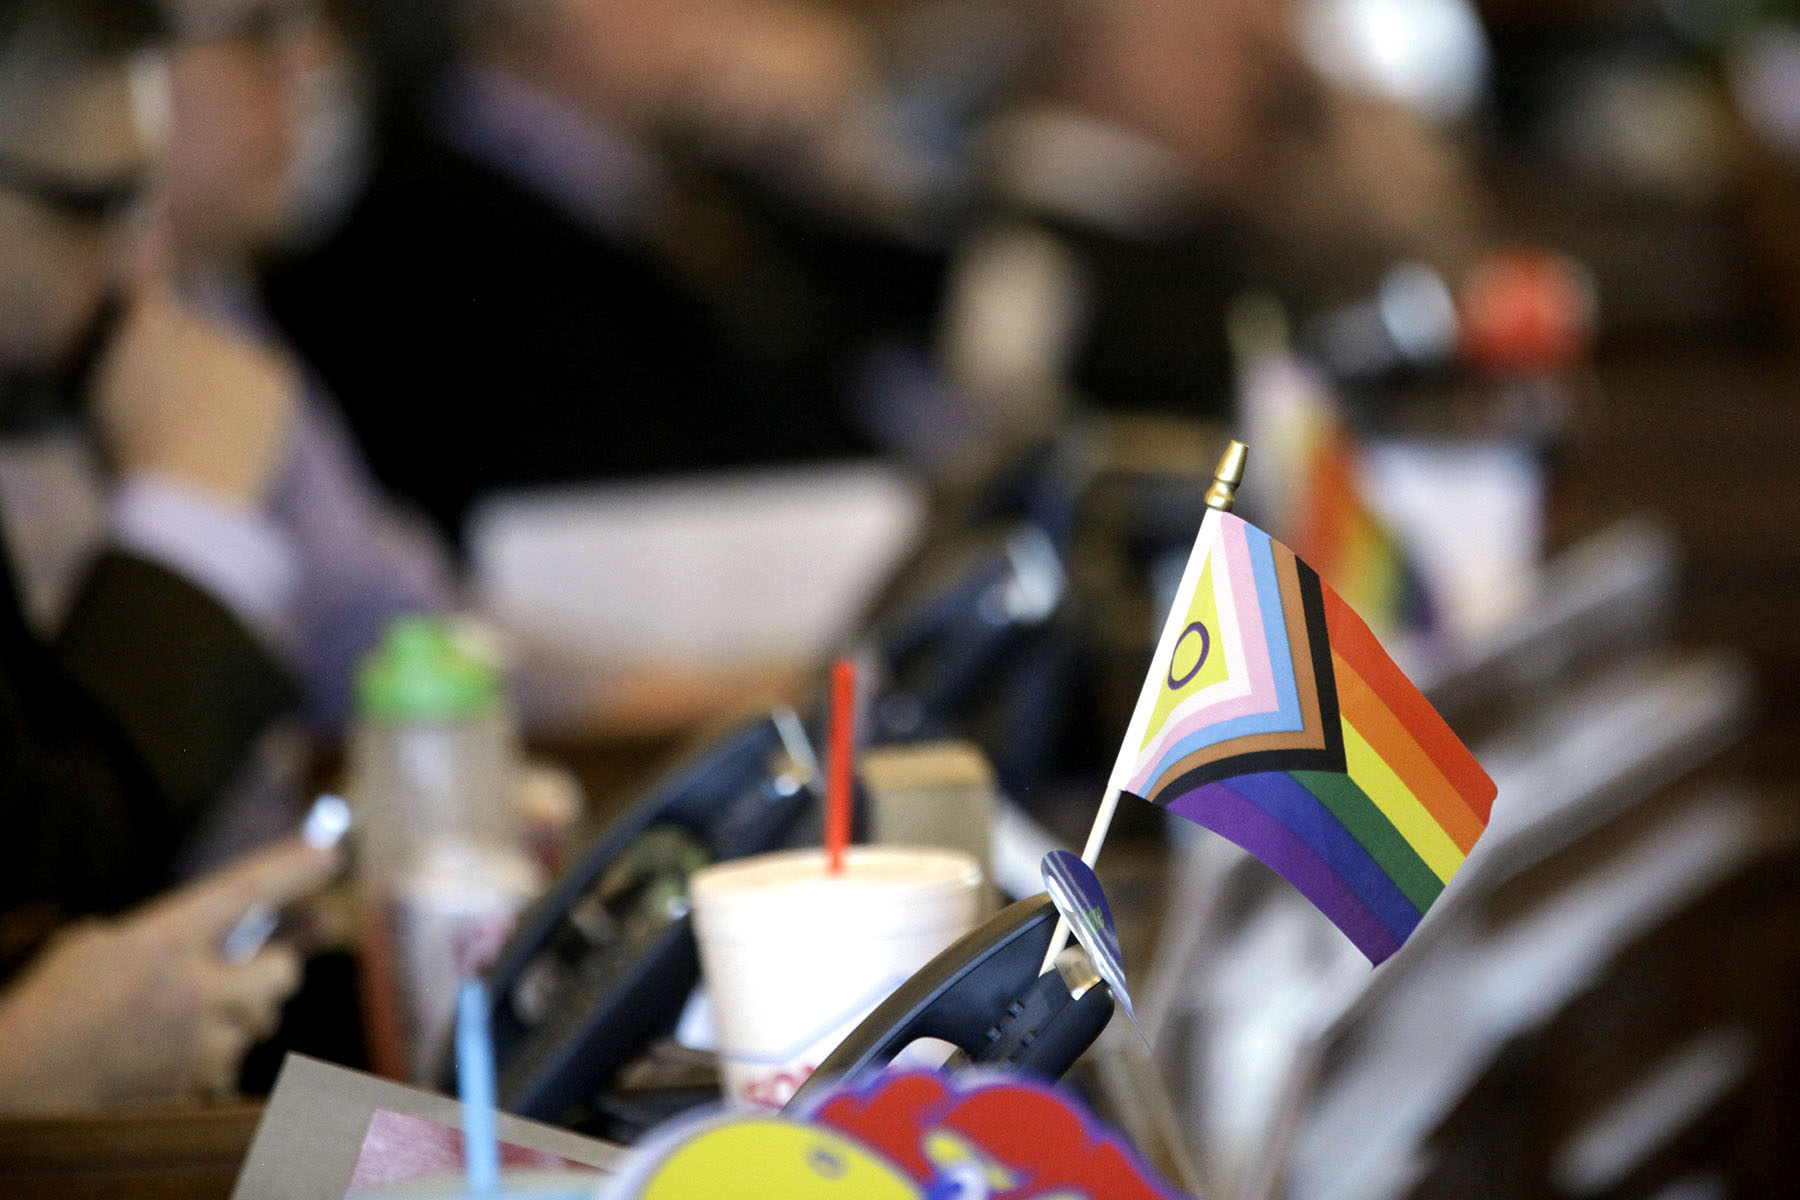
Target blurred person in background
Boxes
[266,0,954,540]
[1,0,454,893]
[937,0,1489,446]
[177,0,909,738]
[161,0,454,728]
[0,836,337,1111]
[0,0,304,944]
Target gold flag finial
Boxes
[1205,440,1248,512]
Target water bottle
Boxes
[349,616,542,1081]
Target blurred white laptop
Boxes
[467,463,926,723]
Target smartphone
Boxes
[221,793,352,963]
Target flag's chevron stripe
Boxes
[1133,521,1258,761]
[1130,519,1291,779]
[1135,552,1343,800]
[1129,522,1324,794]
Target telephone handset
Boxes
[467,708,834,1129]
[787,894,1114,1111]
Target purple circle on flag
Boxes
[1167,622,1211,690]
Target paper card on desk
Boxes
[231,1055,622,1200]
[345,1109,592,1193]
[468,463,924,672]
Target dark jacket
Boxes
[0,546,293,977]
[265,130,941,541]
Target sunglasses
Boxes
[0,154,151,225]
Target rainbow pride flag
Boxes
[1236,349,1431,639]
[1111,510,1494,964]
[1290,427,1433,639]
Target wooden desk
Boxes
[0,1103,262,1200]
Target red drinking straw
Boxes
[826,658,856,873]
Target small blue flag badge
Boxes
[1040,851,1141,1038]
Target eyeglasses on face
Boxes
[0,154,151,225]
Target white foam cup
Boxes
[690,846,982,1109]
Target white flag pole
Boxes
[1040,440,1249,975]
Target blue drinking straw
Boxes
[457,980,501,1194]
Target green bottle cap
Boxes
[356,616,501,722]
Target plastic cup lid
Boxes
[690,847,982,943]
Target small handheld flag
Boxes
[1230,300,1431,640]
[1109,451,1495,964]
[1287,424,1433,639]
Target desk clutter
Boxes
[4,389,1790,1197]
[8,1,1800,1194]
[43,395,1713,1200]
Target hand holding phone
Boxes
[221,794,351,963]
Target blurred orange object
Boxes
[1460,249,1597,374]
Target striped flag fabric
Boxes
[1112,509,1495,964]
[1288,425,1434,639]
[1235,346,1432,640]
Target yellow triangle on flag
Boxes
[1140,549,1230,752]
